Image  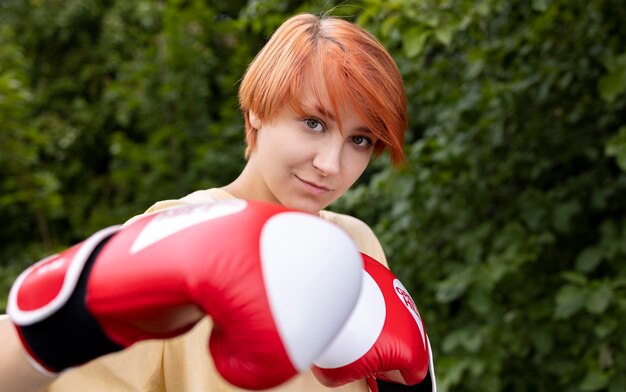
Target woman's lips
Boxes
[295,175,332,195]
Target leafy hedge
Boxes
[1,0,625,391]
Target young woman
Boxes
[0,13,422,392]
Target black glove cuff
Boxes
[17,236,123,372]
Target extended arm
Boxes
[3,200,363,390]
[0,316,56,392]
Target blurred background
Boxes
[1,0,625,390]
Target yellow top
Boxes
[45,188,388,392]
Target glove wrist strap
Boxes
[10,229,123,372]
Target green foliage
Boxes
[335,0,626,390]
[1,1,626,391]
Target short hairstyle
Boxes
[238,13,407,166]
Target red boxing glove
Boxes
[312,254,436,391]
[8,200,364,390]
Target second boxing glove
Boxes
[8,199,364,390]
[312,254,435,391]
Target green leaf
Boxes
[575,246,603,273]
[554,284,585,319]
[552,200,581,233]
[468,288,491,315]
[598,69,626,103]
[609,374,626,392]
[561,271,588,285]
[532,0,549,12]
[580,370,609,391]
[436,272,471,303]
[586,283,613,314]
[402,26,429,58]
[605,126,626,171]
[380,15,399,38]
[434,26,455,46]
[594,318,617,339]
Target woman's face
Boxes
[247,96,376,214]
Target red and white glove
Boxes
[8,200,364,390]
[312,254,436,392]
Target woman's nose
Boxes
[312,141,342,176]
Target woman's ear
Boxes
[249,110,262,130]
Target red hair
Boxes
[239,13,407,166]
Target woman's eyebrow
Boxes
[308,104,335,121]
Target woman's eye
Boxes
[304,118,323,132]
[353,135,373,148]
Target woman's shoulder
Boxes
[318,210,370,234]
[125,188,235,225]
[319,210,388,267]
[150,188,235,211]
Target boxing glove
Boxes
[312,254,435,391]
[8,199,364,390]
